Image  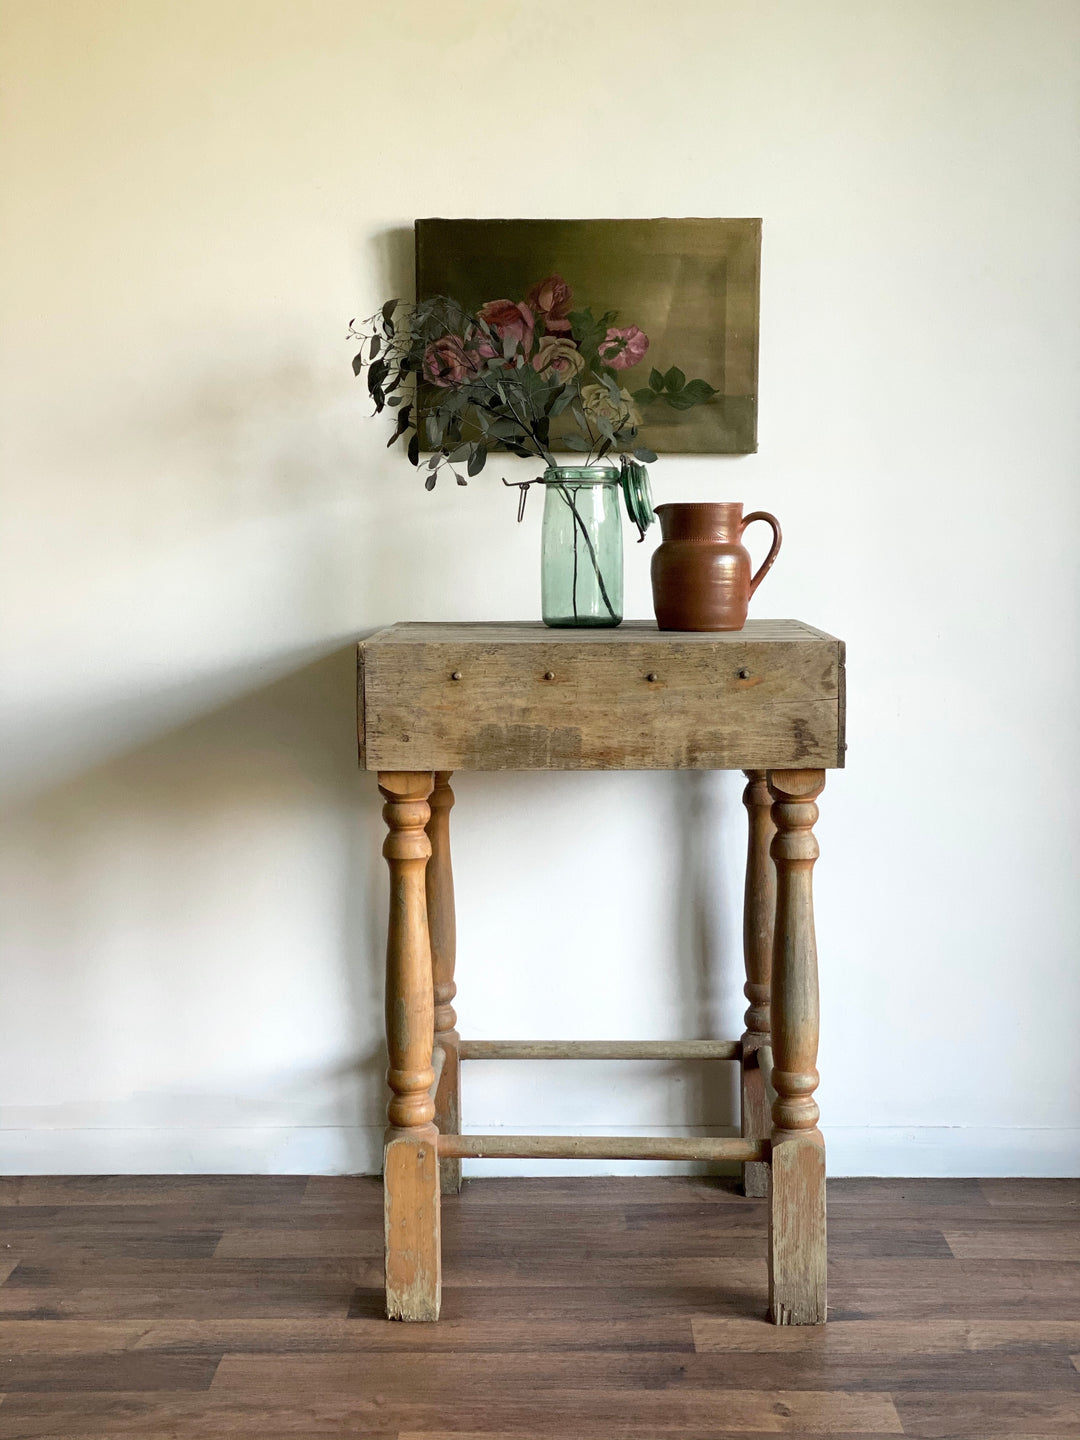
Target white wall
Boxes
[2,0,1078,1177]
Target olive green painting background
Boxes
[414,218,760,455]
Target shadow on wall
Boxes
[2,648,747,1167]
[0,647,389,1172]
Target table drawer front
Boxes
[361,639,843,771]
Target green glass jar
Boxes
[540,466,623,628]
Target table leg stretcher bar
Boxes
[458,1039,742,1061]
[437,1134,767,1162]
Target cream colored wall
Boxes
[2,0,1078,1175]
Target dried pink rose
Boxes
[476,299,535,352]
[598,325,649,370]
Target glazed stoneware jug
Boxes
[651,502,782,631]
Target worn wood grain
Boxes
[378,771,441,1321]
[426,771,462,1197]
[359,621,844,772]
[459,1039,741,1060]
[740,768,775,1198]
[768,769,827,1324]
[437,1135,764,1161]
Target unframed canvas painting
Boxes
[414,217,760,455]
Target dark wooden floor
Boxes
[0,1176,1077,1437]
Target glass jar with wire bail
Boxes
[540,466,625,627]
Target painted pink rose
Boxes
[422,334,480,387]
[598,325,649,370]
[527,274,574,335]
[476,298,535,352]
[467,333,499,363]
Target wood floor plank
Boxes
[0,1395,898,1440]
[0,1399,399,1440]
[945,1228,1080,1260]
[892,1389,1080,1435]
[0,1315,693,1355]
[0,1354,220,1393]
[0,1231,223,1261]
[0,1177,308,1207]
[452,1175,750,1206]
[209,1364,904,1433]
[979,1179,1080,1208]
[826,1178,989,1208]
[213,1229,382,1258]
[206,1345,1080,1394]
[692,1317,1080,1352]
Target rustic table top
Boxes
[358,619,845,772]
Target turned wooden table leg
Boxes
[426,771,461,1196]
[767,768,827,1325]
[379,770,440,1321]
[740,769,776,1199]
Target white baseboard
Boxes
[1,1125,1078,1177]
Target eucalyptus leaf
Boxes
[381,298,399,326]
[407,433,420,467]
[633,446,658,463]
[562,434,590,451]
[351,352,365,377]
[369,335,382,360]
[467,443,487,477]
[424,473,437,491]
[550,388,574,417]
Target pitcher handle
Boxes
[741,511,783,597]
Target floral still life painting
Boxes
[414,217,760,455]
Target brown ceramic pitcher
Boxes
[651,502,782,631]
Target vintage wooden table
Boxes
[358,620,846,1325]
